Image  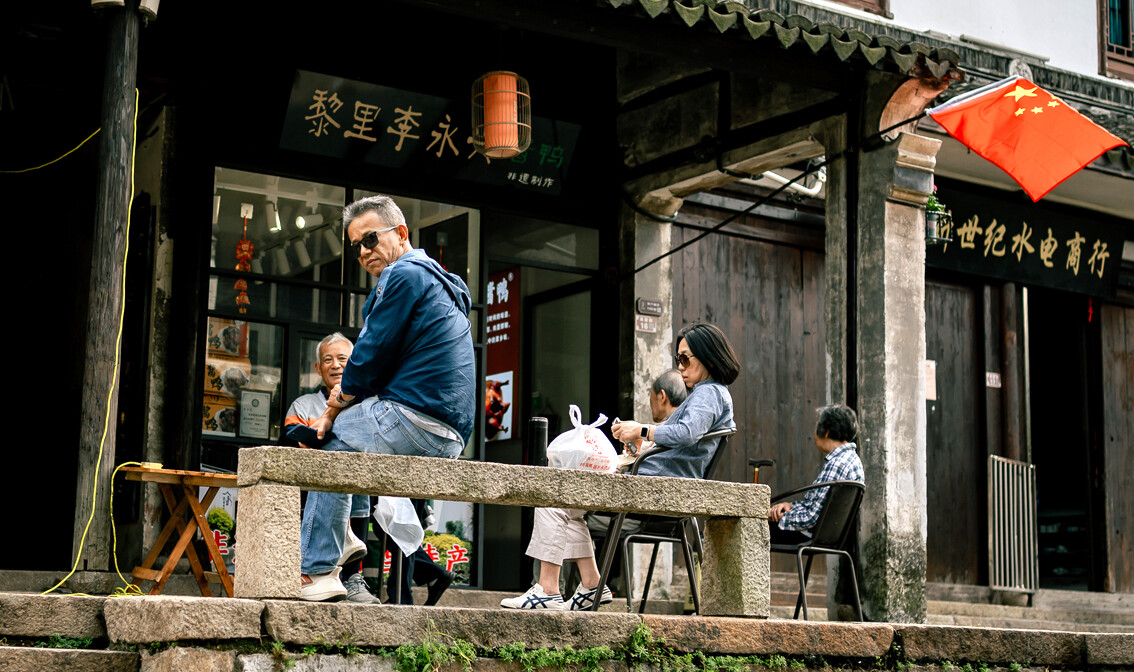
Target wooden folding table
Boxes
[121,466,237,597]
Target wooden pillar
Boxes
[74,1,140,570]
[1000,282,1024,462]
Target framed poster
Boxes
[239,390,272,439]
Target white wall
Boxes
[806,0,1101,77]
[890,0,1099,75]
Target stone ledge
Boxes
[0,646,139,672]
[141,647,237,672]
[1084,632,1134,665]
[262,601,643,649]
[238,448,769,518]
[104,596,263,644]
[895,624,1083,666]
[643,615,893,657]
[0,593,106,639]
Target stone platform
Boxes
[1,593,1131,672]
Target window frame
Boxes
[1100,0,1134,82]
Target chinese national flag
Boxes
[928,76,1127,201]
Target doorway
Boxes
[1027,287,1103,591]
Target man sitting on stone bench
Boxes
[298,195,476,602]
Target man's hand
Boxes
[768,502,793,522]
[326,384,355,409]
[611,420,644,444]
[312,414,336,440]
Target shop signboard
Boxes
[927,184,1124,298]
[281,70,579,196]
[486,268,520,442]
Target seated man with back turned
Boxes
[767,403,864,544]
[299,195,476,601]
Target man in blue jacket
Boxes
[298,195,475,601]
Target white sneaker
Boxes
[500,584,566,610]
[565,584,614,611]
[337,526,367,566]
[300,567,347,602]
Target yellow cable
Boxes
[42,90,138,597]
[0,128,101,174]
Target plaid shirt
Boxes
[778,442,864,532]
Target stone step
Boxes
[927,599,1134,626]
[0,646,139,672]
[927,614,1134,633]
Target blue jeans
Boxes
[300,397,463,575]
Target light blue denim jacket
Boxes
[638,379,735,479]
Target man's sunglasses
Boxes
[674,353,696,368]
[348,225,398,259]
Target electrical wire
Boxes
[0,128,102,174]
[41,90,138,597]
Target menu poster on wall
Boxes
[486,268,520,442]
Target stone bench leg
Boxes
[700,516,770,617]
[234,482,301,599]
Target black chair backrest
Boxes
[808,481,865,549]
[701,429,736,481]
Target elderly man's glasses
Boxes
[674,353,696,368]
[349,225,398,258]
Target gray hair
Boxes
[652,369,688,406]
[342,195,407,235]
[815,404,858,443]
[317,332,353,359]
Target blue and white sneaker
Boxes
[565,584,614,611]
[500,584,566,610]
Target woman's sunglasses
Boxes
[674,353,696,368]
[348,225,398,258]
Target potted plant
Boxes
[925,185,948,240]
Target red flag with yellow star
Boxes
[928,76,1127,201]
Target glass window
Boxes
[202,318,284,441]
[484,214,599,270]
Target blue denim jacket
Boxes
[340,249,476,444]
[639,379,735,479]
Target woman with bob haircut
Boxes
[501,322,739,612]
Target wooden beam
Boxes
[74,0,140,571]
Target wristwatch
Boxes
[640,425,650,439]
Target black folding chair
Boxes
[590,428,737,613]
[769,480,865,621]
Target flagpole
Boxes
[925,75,1019,115]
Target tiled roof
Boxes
[600,0,963,81]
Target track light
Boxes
[265,200,282,233]
[322,228,343,256]
[296,213,323,229]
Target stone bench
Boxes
[234,447,771,616]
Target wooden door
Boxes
[924,280,986,585]
[671,224,826,573]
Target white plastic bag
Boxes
[545,405,617,473]
[373,496,424,556]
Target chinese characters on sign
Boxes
[282,70,580,195]
[927,186,1123,298]
[486,268,520,442]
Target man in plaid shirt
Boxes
[768,404,864,543]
